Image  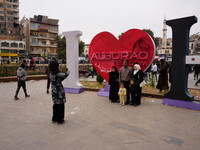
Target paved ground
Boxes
[0,80,200,150]
[80,72,200,90]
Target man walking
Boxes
[119,60,133,104]
[14,64,30,100]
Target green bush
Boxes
[96,73,104,84]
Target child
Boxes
[129,78,141,107]
[118,83,127,106]
[49,59,70,124]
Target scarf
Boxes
[133,64,141,75]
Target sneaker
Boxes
[119,102,122,105]
[25,95,30,98]
[14,96,19,100]
[122,102,125,106]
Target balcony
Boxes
[30,43,56,48]
[6,0,19,5]
[6,6,19,12]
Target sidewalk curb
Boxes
[0,75,47,82]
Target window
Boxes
[13,5,18,9]
[1,42,9,47]
[31,38,38,44]
[0,3,3,8]
[30,32,38,37]
[0,11,4,14]
[191,43,194,49]
[6,23,14,28]
[1,49,9,53]
[0,16,4,21]
[7,16,13,21]
[41,49,46,53]
[40,34,46,38]
[19,50,25,54]
[0,23,6,27]
[50,42,54,46]
[165,50,169,54]
[7,11,13,15]
[10,50,17,53]
[50,34,55,39]
[19,43,23,48]
[11,42,18,47]
[7,4,12,8]
[42,41,46,45]
[0,29,6,34]
[49,26,58,32]
[30,22,39,30]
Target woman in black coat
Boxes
[156,59,169,93]
[108,66,119,102]
[131,64,145,105]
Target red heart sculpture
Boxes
[89,29,155,81]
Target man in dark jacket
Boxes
[14,64,30,100]
[119,60,133,104]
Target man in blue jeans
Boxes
[14,64,30,100]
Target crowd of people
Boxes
[13,58,199,124]
[108,59,170,106]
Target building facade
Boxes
[0,40,25,61]
[0,0,26,61]
[157,17,172,60]
[21,15,59,58]
[189,33,200,55]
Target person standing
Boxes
[49,59,70,124]
[195,77,200,86]
[119,60,133,104]
[108,66,119,102]
[131,64,145,105]
[151,62,158,82]
[156,59,169,93]
[14,64,30,100]
[46,65,51,94]
[193,64,200,80]
[129,78,141,107]
[118,83,126,106]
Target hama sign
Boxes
[89,29,155,81]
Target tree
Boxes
[79,40,85,56]
[54,35,66,59]
[142,29,159,48]
[118,29,159,48]
[55,35,85,59]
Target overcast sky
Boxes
[19,0,200,43]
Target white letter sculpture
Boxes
[62,31,84,93]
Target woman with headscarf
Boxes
[131,64,145,106]
[108,66,119,102]
[49,59,70,124]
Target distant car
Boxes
[79,69,90,78]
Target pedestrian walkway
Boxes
[0,80,200,150]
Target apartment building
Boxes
[21,15,59,58]
[0,0,26,61]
